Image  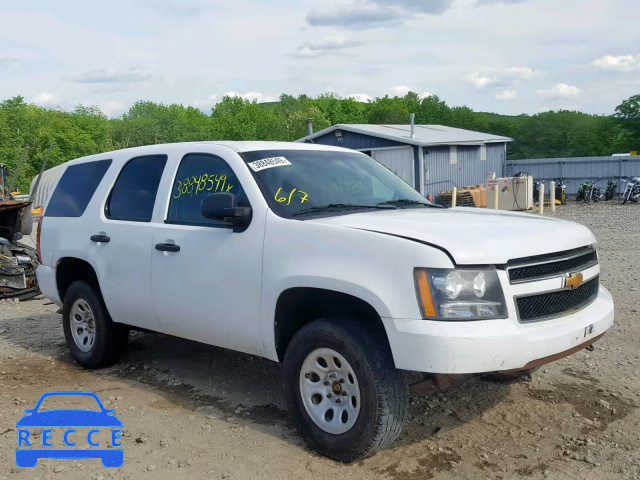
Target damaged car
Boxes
[0,163,40,300]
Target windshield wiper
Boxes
[377,199,444,208]
[293,204,397,216]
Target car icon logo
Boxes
[15,391,124,468]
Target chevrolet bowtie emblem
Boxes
[565,272,584,290]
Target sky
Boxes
[0,0,638,117]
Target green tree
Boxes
[367,96,410,124]
[615,94,640,150]
[0,91,636,193]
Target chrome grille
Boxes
[516,276,599,322]
[508,248,597,284]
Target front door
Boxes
[150,152,265,356]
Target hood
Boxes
[307,207,596,265]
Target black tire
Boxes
[283,318,408,462]
[62,281,128,369]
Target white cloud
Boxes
[348,93,373,102]
[0,0,637,118]
[305,0,529,29]
[495,90,516,100]
[387,85,412,97]
[223,92,275,103]
[99,100,127,117]
[70,67,158,83]
[475,0,528,5]
[471,67,537,88]
[292,36,363,58]
[537,83,581,98]
[192,94,219,110]
[30,92,61,107]
[369,0,454,14]
[593,54,640,72]
[306,2,407,29]
[0,56,20,69]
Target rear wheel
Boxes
[283,318,408,462]
[62,281,128,369]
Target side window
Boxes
[45,160,112,217]
[167,153,249,227]
[106,155,167,222]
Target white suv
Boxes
[36,142,614,461]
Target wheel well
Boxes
[274,288,388,362]
[56,257,100,302]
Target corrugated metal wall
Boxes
[505,156,640,196]
[423,143,506,201]
[371,147,415,186]
[310,130,406,149]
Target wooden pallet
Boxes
[439,186,487,208]
[440,191,475,207]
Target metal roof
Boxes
[297,124,513,147]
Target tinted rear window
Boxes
[45,160,112,217]
[106,155,167,222]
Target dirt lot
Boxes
[1,201,639,480]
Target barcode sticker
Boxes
[248,156,291,172]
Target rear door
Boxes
[92,154,167,330]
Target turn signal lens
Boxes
[415,270,437,317]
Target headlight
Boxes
[414,268,507,320]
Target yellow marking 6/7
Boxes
[275,188,309,205]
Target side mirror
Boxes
[200,193,251,231]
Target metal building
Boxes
[506,155,640,196]
[297,123,513,199]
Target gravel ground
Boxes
[0,201,639,480]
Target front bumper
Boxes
[383,285,614,374]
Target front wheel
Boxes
[584,191,592,204]
[283,318,408,462]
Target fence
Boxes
[505,156,640,196]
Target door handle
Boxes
[155,243,180,253]
[90,234,110,243]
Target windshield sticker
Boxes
[275,188,309,205]
[173,173,234,199]
[248,156,291,172]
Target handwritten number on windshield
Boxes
[275,188,309,205]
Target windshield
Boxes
[241,149,434,217]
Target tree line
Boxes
[0,92,638,193]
